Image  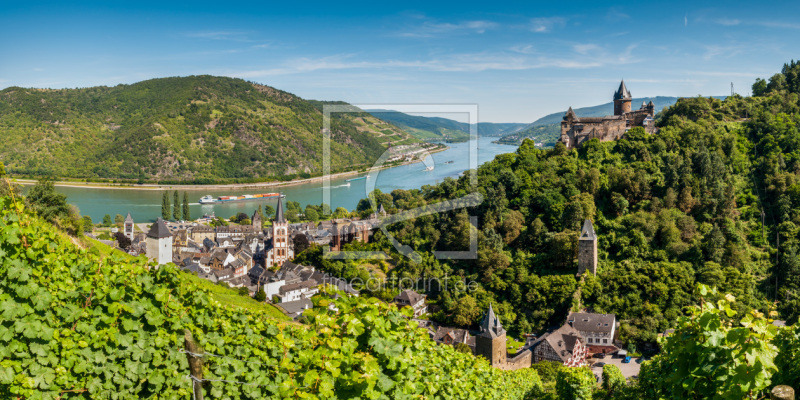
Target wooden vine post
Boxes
[184,330,204,400]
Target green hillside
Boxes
[313,61,800,353]
[496,96,725,146]
[0,190,544,399]
[0,76,419,184]
[366,110,526,142]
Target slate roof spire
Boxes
[580,219,597,240]
[274,196,286,224]
[614,80,632,100]
[478,303,506,338]
[125,213,134,224]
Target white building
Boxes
[145,218,173,266]
[276,280,318,303]
[124,213,135,241]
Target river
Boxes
[34,137,517,222]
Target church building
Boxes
[265,198,293,266]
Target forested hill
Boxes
[366,109,527,142]
[307,61,800,350]
[0,76,419,183]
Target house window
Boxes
[588,338,592,343]
[603,339,607,344]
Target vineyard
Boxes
[0,193,543,399]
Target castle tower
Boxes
[271,197,290,266]
[145,217,173,266]
[475,304,507,367]
[252,209,262,229]
[124,212,135,242]
[613,80,632,116]
[577,219,598,275]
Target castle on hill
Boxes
[558,80,658,149]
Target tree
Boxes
[333,207,349,219]
[114,231,132,250]
[294,233,310,255]
[173,190,179,220]
[82,215,93,231]
[305,208,319,221]
[114,214,124,225]
[601,364,625,397]
[102,214,112,227]
[451,295,481,326]
[752,78,768,97]
[182,192,190,221]
[454,343,472,354]
[555,367,595,400]
[254,288,266,302]
[161,192,170,220]
[237,287,250,296]
[264,205,275,219]
[26,179,70,224]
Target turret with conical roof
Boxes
[613,80,632,115]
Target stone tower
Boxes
[145,217,173,266]
[252,209,262,229]
[124,212,135,242]
[578,219,598,275]
[475,304,507,367]
[613,80,632,116]
[271,197,290,266]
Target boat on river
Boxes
[199,193,283,204]
[345,175,370,182]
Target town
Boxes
[92,191,645,380]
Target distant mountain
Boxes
[497,96,726,146]
[366,109,527,142]
[0,76,420,183]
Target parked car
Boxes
[622,356,632,363]
[596,353,606,359]
[636,357,645,364]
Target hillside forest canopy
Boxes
[298,60,800,347]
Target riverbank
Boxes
[14,146,449,191]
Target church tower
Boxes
[271,197,290,266]
[124,212,135,242]
[578,219,598,275]
[613,80,632,116]
[475,304,507,367]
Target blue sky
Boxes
[1,1,799,122]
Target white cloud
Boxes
[182,30,255,42]
[716,18,741,26]
[509,44,535,54]
[702,44,744,60]
[573,44,601,55]
[398,19,497,38]
[530,17,566,33]
[225,46,641,78]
